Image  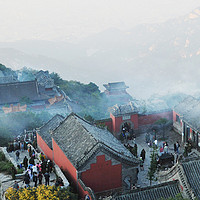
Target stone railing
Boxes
[0,147,18,168]
[157,163,179,182]
[54,164,69,187]
[78,178,96,200]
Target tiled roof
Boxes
[182,159,200,199]
[174,96,200,131]
[35,70,54,88]
[39,114,65,149]
[0,80,48,105]
[103,82,128,90]
[114,181,181,200]
[0,76,17,84]
[52,113,139,169]
[109,102,138,116]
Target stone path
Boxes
[127,129,183,188]
[8,149,57,187]
[0,148,57,198]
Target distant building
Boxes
[0,79,69,114]
[97,101,172,135]
[103,82,129,96]
[173,96,200,148]
[103,82,133,104]
[0,75,17,84]
[37,113,139,199]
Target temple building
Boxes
[37,113,139,199]
[0,78,69,114]
[103,82,133,104]
[98,101,172,136]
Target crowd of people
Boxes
[9,131,64,190]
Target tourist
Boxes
[15,150,20,162]
[44,171,50,185]
[164,144,168,153]
[41,161,47,174]
[36,162,41,172]
[29,156,35,165]
[13,181,19,190]
[33,172,38,187]
[23,173,30,188]
[140,149,146,161]
[47,160,53,173]
[176,141,180,154]
[174,143,177,153]
[23,156,28,170]
[20,142,24,152]
[32,165,38,174]
[38,171,43,185]
[155,139,158,146]
[139,157,144,171]
[28,145,32,158]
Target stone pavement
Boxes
[126,129,182,188]
[8,149,57,187]
[0,148,57,199]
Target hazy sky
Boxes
[0,0,200,42]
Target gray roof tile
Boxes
[174,96,200,130]
[182,159,200,198]
[109,102,138,116]
[0,80,48,105]
[52,113,139,168]
[39,114,65,149]
[114,181,181,200]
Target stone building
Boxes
[37,113,139,199]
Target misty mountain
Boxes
[1,8,200,98]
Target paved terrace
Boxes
[0,146,62,199]
[124,129,182,188]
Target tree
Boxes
[5,185,78,200]
[147,147,158,185]
[84,114,95,123]
[19,96,32,105]
[50,72,64,85]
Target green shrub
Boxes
[0,161,13,173]
[0,151,6,161]
[17,168,24,174]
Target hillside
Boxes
[0,8,200,98]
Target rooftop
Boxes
[0,75,17,84]
[109,102,138,116]
[113,181,181,200]
[0,80,48,105]
[182,159,200,199]
[35,70,54,88]
[174,96,200,131]
[38,114,65,149]
[103,82,129,91]
[52,113,139,169]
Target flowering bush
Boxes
[5,185,77,200]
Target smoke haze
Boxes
[0,1,200,99]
